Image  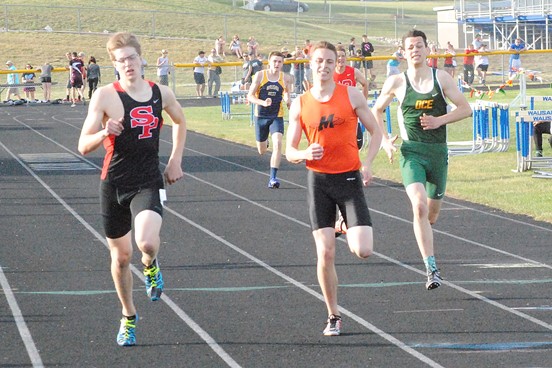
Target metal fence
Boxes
[1,4,436,47]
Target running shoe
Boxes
[426,270,442,290]
[536,150,543,158]
[117,315,137,346]
[268,178,280,189]
[334,213,347,238]
[143,260,164,301]
[323,314,342,336]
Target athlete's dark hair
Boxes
[106,32,142,61]
[311,41,337,59]
[402,29,428,47]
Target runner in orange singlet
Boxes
[286,41,393,337]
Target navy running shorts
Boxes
[254,116,284,142]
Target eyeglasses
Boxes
[114,53,139,64]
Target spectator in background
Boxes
[5,61,21,101]
[292,46,306,94]
[64,52,72,101]
[193,50,207,98]
[472,34,483,49]
[427,44,438,70]
[230,34,244,59]
[241,53,253,90]
[69,51,85,107]
[22,64,37,101]
[352,49,363,70]
[141,58,147,79]
[78,52,87,98]
[387,45,405,77]
[463,43,477,86]
[475,44,489,85]
[303,44,313,92]
[156,49,170,86]
[281,47,294,92]
[207,48,223,98]
[250,53,264,78]
[247,36,259,58]
[39,61,54,102]
[533,121,552,157]
[304,39,314,57]
[360,34,375,81]
[509,38,526,79]
[87,56,101,99]
[348,37,356,56]
[443,42,457,78]
[215,36,226,58]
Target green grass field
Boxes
[2,0,551,223]
[184,86,552,224]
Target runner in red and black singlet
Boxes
[101,80,164,188]
[78,32,187,347]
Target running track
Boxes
[1,103,551,368]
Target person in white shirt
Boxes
[193,50,208,98]
[156,49,170,86]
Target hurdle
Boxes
[514,109,552,174]
[448,101,510,156]
[529,96,552,110]
[220,91,254,123]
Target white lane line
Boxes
[0,140,242,368]
[182,144,552,270]
[162,204,446,368]
[0,266,44,368]
[183,172,552,332]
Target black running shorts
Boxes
[307,170,372,231]
[100,181,163,239]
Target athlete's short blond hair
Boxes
[106,32,142,61]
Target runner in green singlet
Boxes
[372,29,472,290]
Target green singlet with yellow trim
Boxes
[398,68,448,143]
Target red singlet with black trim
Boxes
[333,65,357,87]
